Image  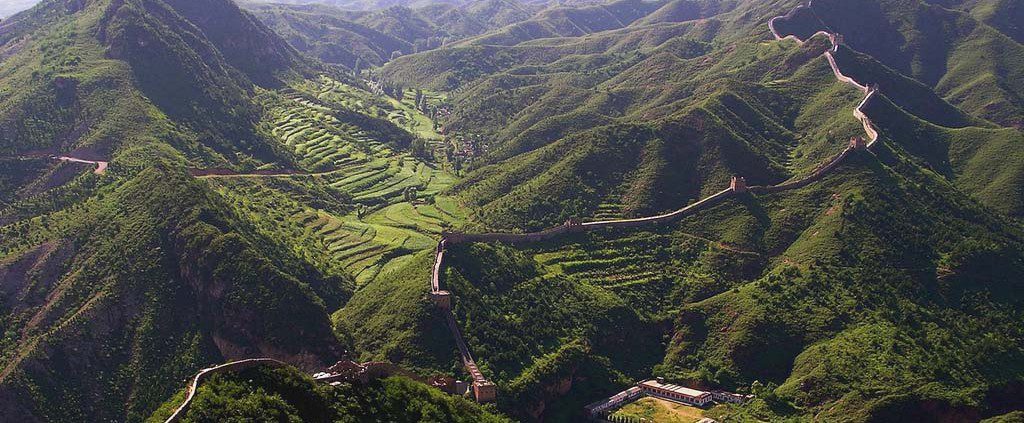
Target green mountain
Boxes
[451,0,668,46]
[0,0,359,419]
[245,2,413,68]
[382,0,866,230]
[381,0,1024,228]
[2,0,1024,421]
[0,0,316,167]
[772,0,1024,127]
[349,0,1024,420]
[0,166,348,421]
[244,0,541,69]
[0,0,489,418]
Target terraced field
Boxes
[525,228,758,317]
[269,89,392,171]
[209,78,466,286]
[297,76,445,141]
[209,170,465,287]
[593,183,627,220]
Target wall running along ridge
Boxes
[6,154,109,174]
[168,3,885,408]
[429,2,883,402]
[165,358,287,423]
[54,156,108,174]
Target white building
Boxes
[638,379,713,406]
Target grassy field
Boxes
[612,397,707,423]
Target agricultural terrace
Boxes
[208,77,465,286]
[296,76,446,141]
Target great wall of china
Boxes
[54,156,108,174]
[428,1,882,403]
[164,2,887,415]
[165,358,287,423]
[4,154,109,175]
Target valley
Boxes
[0,0,1023,422]
[426,9,881,410]
[195,77,465,286]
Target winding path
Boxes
[4,154,108,175]
[428,3,883,402]
[164,358,286,423]
[54,156,108,174]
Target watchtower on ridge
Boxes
[830,33,844,48]
[849,136,867,150]
[730,176,747,193]
[473,380,497,402]
[431,291,452,309]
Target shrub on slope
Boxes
[864,93,1024,218]
[667,149,1024,420]
[0,165,348,421]
[334,251,460,375]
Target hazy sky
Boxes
[0,0,39,19]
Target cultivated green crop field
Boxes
[298,76,445,141]
[209,76,464,286]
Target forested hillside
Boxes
[0,0,459,420]
[359,0,1024,420]
[382,0,1024,227]
[147,364,510,422]
[245,0,542,68]
[1,0,1023,421]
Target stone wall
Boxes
[429,6,887,406]
[443,220,585,246]
[749,148,854,194]
[166,358,287,423]
[582,188,736,230]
